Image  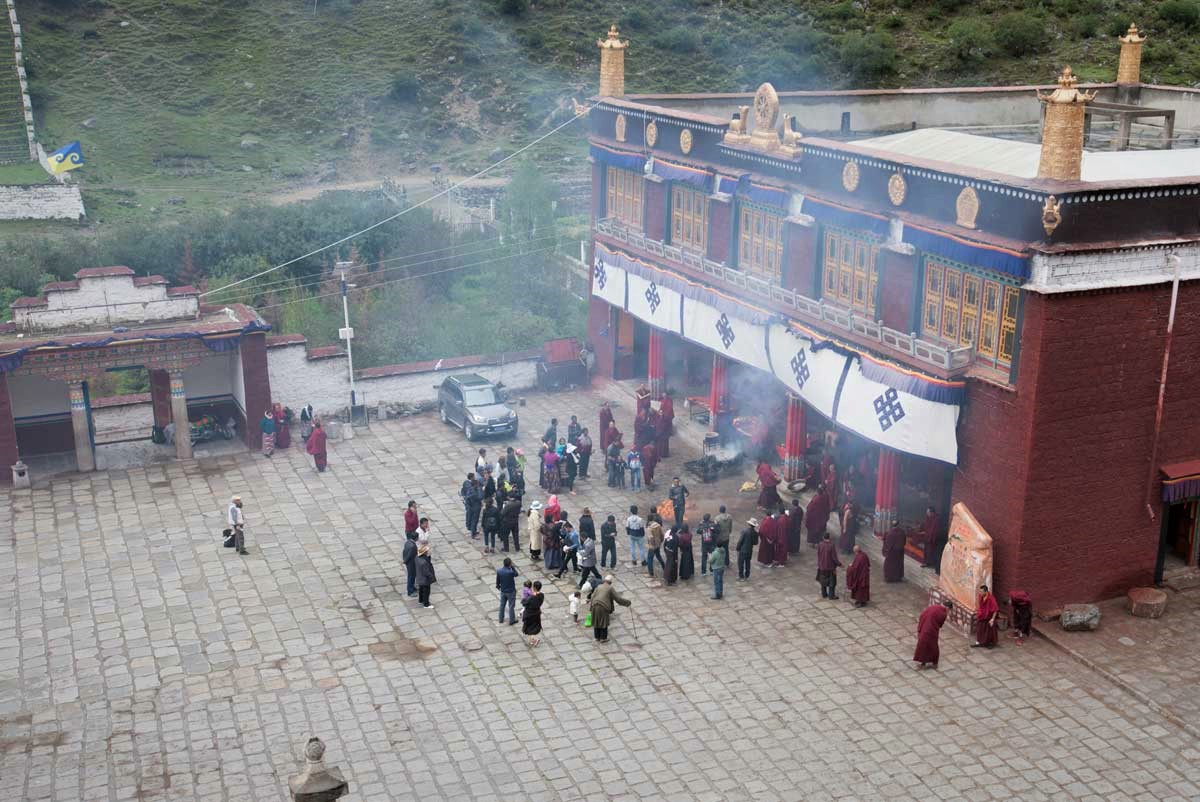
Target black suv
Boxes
[436,374,518,441]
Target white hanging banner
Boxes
[682,299,773,374]
[767,324,843,420]
[835,363,960,464]
[590,251,627,309]
[626,272,682,334]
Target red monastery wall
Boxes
[878,247,916,333]
[1019,282,1200,607]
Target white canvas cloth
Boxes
[682,298,773,374]
[766,324,843,420]
[590,251,627,309]
[834,362,960,464]
[626,272,682,334]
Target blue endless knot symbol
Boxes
[790,351,810,389]
[593,258,607,290]
[645,282,662,314]
[873,388,906,432]
[715,313,736,349]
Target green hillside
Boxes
[14,0,1200,222]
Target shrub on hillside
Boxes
[653,26,701,53]
[497,0,528,16]
[389,71,420,102]
[1160,0,1200,27]
[993,12,1043,56]
[947,19,991,64]
[839,32,897,82]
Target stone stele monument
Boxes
[938,502,994,613]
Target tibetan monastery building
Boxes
[584,24,1200,608]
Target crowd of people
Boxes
[257,402,329,472]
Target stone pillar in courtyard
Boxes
[289,737,348,802]
[169,370,192,460]
[68,381,95,472]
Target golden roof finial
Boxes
[1119,23,1145,45]
[1038,66,1096,104]
[599,25,628,50]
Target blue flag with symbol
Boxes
[47,141,84,174]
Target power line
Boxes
[199,102,596,299]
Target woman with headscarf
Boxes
[677,522,694,580]
[662,526,679,586]
[306,419,328,472]
[545,494,561,524]
[521,580,544,646]
[973,585,1000,648]
[273,403,291,449]
[543,447,561,494]
[260,410,276,457]
[542,511,562,572]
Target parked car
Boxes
[436,374,518,441]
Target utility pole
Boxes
[337,263,357,412]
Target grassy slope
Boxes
[12,0,1200,227]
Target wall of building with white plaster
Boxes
[15,275,197,330]
[266,342,540,416]
[182,352,237,400]
[8,372,69,419]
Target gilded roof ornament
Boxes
[1038,67,1096,105]
[1119,23,1145,45]
[598,25,628,50]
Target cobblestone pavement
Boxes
[3,387,1200,802]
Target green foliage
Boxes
[1160,0,1200,27]
[947,19,992,64]
[389,70,420,102]
[653,26,702,53]
[993,12,1044,56]
[497,0,528,16]
[840,32,897,81]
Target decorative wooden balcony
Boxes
[595,217,975,375]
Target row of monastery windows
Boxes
[602,169,1019,367]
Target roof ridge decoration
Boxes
[597,25,628,98]
[1036,67,1095,181]
[1117,23,1146,85]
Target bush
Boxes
[839,32,897,82]
[993,12,1043,56]
[653,26,702,53]
[1160,0,1200,27]
[883,13,905,30]
[389,70,419,102]
[622,6,658,31]
[1069,13,1102,38]
[947,19,991,63]
[497,0,527,16]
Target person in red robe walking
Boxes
[785,498,804,554]
[882,520,907,582]
[770,510,787,566]
[756,511,777,567]
[920,506,941,568]
[656,395,674,458]
[816,532,841,599]
[306,419,328,472]
[756,461,782,509]
[805,487,831,545]
[599,402,615,449]
[837,500,859,554]
[972,585,1000,648]
[273,402,291,449]
[914,600,954,669]
[641,442,659,489]
[845,545,870,607]
[635,383,651,416]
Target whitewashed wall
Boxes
[182,352,236,400]
[14,273,197,330]
[8,372,69,419]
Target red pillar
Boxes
[0,373,18,479]
[708,354,727,434]
[149,369,173,426]
[784,395,806,482]
[874,448,900,534]
[648,330,666,399]
[240,333,272,449]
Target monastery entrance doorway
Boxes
[1162,500,1198,574]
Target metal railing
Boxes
[594,218,974,373]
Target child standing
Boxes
[627,448,642,491]
[570,591,582,623]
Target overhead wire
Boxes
[199,101,597,299]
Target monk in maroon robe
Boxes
[756,513,776,567]
[771,511,787,566]
[882,522,907,583]
[845,545,870,607]
[920,506,941,568]
[805,488,831,545]
[786,498,804,553]
[824,463,838,508]
[756,461,782,509]
[635,384,651,415]
[641,442,658,488]
[604,421,624,455]
[914,601,954,668]
[973,585,1000,648]
[837,501,859,554]
[816,533,841,599]
[599,403,615,451]
[656,395,674,458]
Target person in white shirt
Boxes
[625,505,646,567]
[227,495,247,555]
[475,448,489,476]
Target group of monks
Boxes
[597,386,675,488]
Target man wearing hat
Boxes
[735,518,759,581]
[527,500,543,561]
[227,495,247,555]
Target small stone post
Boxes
[288,737,349,802]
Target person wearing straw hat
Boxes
[735,518,759,581]
[586,575,631,643]
[226,495,247,555]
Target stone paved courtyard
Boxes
[3,386,1200,802]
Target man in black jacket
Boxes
[461,473,482,537]
[481,498,500,554]
[735,518,759,581]
[402,535,418,597]
[500,496,523,553]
